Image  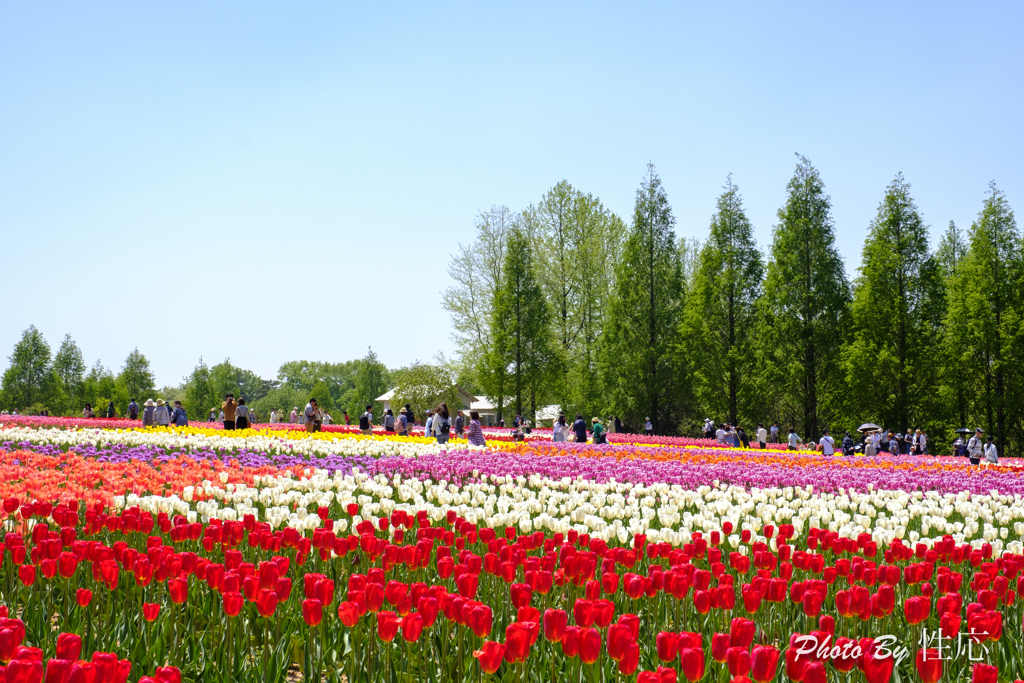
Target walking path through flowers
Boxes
[0,415,1022,682]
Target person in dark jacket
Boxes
[572,414,588,443]
[171,400,188,427]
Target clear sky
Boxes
[2,2,1021,387]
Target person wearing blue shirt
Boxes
[171,401,188,427]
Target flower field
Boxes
[0,417,1023,681]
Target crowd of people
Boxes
[3,396,1007,465]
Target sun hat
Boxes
[592,417,599,423]
[144,399,155,407]
[156,399,165,406]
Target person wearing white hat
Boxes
[154,399,171,427]
[142,399,157,427]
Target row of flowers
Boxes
[0,480,1021,682]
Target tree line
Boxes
[0,336,398,426]
[445,156,1021,456]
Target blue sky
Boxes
[2,2,1021,387]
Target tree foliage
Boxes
[758,156,850,440]
[1,326,54,411]
[681,176,763,427]
[389,363,461,424]
[600,164,686,434]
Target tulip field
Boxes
[1,416,1023,682]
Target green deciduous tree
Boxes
[936,221,972,434]
[1,325,54,411]
[389,363,461,424]
[484,227,559,423]
[600,164,686,434]
[759,156,850,440]
[681,176,763,428]
[840,174,945,434]
[183,358,216,422]
[950,183,1022,455]
[52,334,86,414]
[525,181,626,419]
[444,206,516,366]
[117,348,155,400]
[354,348,389,413]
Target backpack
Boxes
[385,414,394,429]
[440,417,450,434]
[359,412,371,430]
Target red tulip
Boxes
[76,589,92,608]
[579,627,601,665]
[802,661,826,683]
[831,637,858,672]
[154,667,182,683]
[223,592,243,617]
[727,647,751,677]
[656,632,679,663]
[972,664,997,683]
[401,613,424,642]
[468,604,493,638]
[303,599,323,627]
[544,609,567,643]
[561,626,581,658]
[573,600,596,628]
[606,623,632,661]
[693,590,711,614]
[510,583,532,609]
[377,611,400,642]
[255,588,278,618]
[58,552,78,579]
[66,662,99,683]
[338,601,361,627]
[143,603,160,622]
[504,622,532,664]
[904,596,929,625]
[730,618,756,649]
[473,641,505,674]
[168,577,188,605]
[915,649,942,683]
[785,645,806,682]
[55,633,82,662]
[618,641,639,675]
[6,659,42,683]
[45,659,71,683]
[939,613,960,640]
[18,565,35,587]
[751,645,780,683]
[680,647,705,682]
[712,633,730,663]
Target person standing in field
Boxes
[222,394,237,430]
[142,399,156,426]
[289,407,298,423]
[359,405,374,436]
[591,417,606,445]
[455,410,466,439]
[572,414,587,443]
[127,398,139,420]
[154,399,171,427]
[644,417,653,436]
[787,428,800,451]
[397,407,409,436]
[770,422,779,444]
[984,436,999,464]
[235,398,250,430]
[467,410,486,446]
[83,403,95,418]
[433,403,451,444]
[552,414,568,442]
[819,429,836,456]
[383,408,395,433]
[105,401,116,418]
[757,423,768,450]
[171,400,188,427]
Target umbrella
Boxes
[857,423,882,433]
